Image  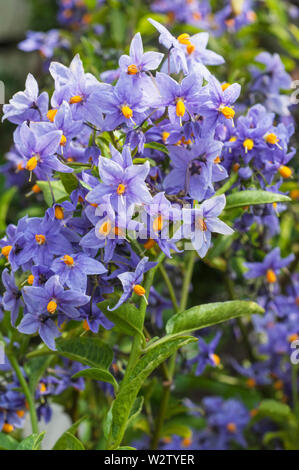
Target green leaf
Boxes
[257,400,293,424]
[16,432,46,450]
[52,416,87,450]
[0,187,17,231]
[37,180,68,207]
[98,297,145,341]
[166,301,264,335]
[106,335,197,449]
[127,396,144,428]
[162,422,192,439]
[144,142,169,155]
[52,432,85,450]
[225,190,290,210]
[59,172,79,194]
[0,432,19,450]
[56,337,113,369]
[72,368,118,392]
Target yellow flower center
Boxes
[246,378,256,389]
[47,300,57,314]
[16,410,25,418]
[187,43,195,55]
[176,99,186,117]
[62,255,74,266]
[1,245,12,259]
[162,131,170,143]
[182,437,192,448]
[60,135,67,146]
[83,319,90,331]
[144,239,156,250]
[39,382,47,393]
[290,189,299,201]
[47,109,58,122]
[121,105,133,119]
[26,156,38,171]
[266,269,277,284]
[177,33,191,45]
[214,156,221,164]
[243,138,254,151]
[265,133,279,145]
[221,83,231,91]
[55,206,65,220]
[2,423,14,433]
[69,95,83,104]
[226,422,237,433]
[32,184,41,194]
[35,234,46,245]
[211,353,221,366]
[279,165,292,179]
[288,333,299,343]
[220,106,235,119]
[27,274,35,285]
[127,64,139,75]
[233,163,240,172]
[133,284,146,296]
[117,183,126,195]
[153,215,164,232]
[196,218,207,232]
[99,220,112,237]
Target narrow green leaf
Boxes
[166,301,264,335]
[25,355,53,394]
[106,335,197,449]
[16,432,46,450]
[144,142,169,155]
[127,396,144,428]
[0,187,17,231]
[56,337,113,369]
[72,368,118,392]
[225,190,290,210]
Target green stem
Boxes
[8,353,39,434]
[158,264,179,313]
[151,251,197,449]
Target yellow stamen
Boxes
[187,43,195,55]
[265,133,279,145]
[182,437,192,448]
[99,220,112,237]
[246,378,256,389]
[133,284,146,296]
[47,300,57,315]
[2,423,14,433]
[266,269,277,284]
[214,156,221,164]
[17,162,24,172]
[233,163,240,172]
[26,156,38,172]
[211,353,221,366]
[121,105,133,119]
[176,99,186,117]
[1,245,12,259]
[60,135,67,146]
[27,274,35,285]
[226,422,237,433]
[55,206,65,220]
[229,136,237,143]
[177,33,191,45]
[62,255,74,266]
[220,106,235,120]
[250,409,258,417]
[221,83,231,91]
[35,234,46,245]
[288,333,299,343]
[196,218,207,232]
[162,131,170,143]
[69,95,83,104]
[290,189,299,200]
[117,183,126,195]
[32,184,41,194]
[279,165,292,179]
[127,64,138,75]
[16,410,25,418]
[243,138,254,152]
[153,215,164,232]
[144,239,156,250]
[47,109,58,122]
[83,319,90,331]
[39,382,47,393]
